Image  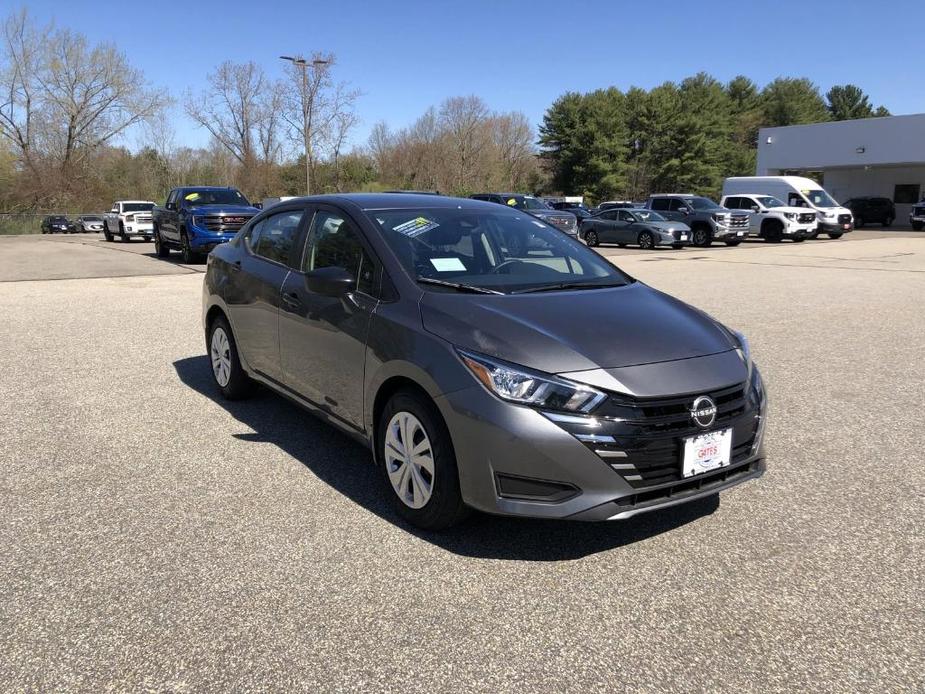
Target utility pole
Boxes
[280,55,330,196]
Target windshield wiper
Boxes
[416,277,503,294]
[512,280,629,294]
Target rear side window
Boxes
[303,210,376,296]
[725,197,742,209]
[253,210,304,265]
[668,199,686,212]
[650,198,669,211]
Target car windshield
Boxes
[631,210,667,222]
[50,217,68,223]
[123,203,154,213]
[802,189,838,208]
[685,197,722,210]
[81,216,102,221]
[181,190,250,206]
[756,196,786,208]
[504,196,549,211]
[368,207,633,294]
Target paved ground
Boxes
[0,233,922,692]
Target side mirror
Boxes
[679,207,690,215]
[305,266,356,297]
[751,205,760,212]
[253,202,263,210]
[165,202,176,211]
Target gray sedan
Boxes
[581,209,691,249]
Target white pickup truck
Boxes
[103,200,156,242]
[720,193,816,242]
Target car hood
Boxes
[529,210,575,221]
[186,204,259,216]
[420,282,736,374]
[646,221,690,232]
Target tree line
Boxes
[0,7,891,219]
[539,74,890,203]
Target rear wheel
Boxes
[208,316,253,400]
[637,231,655,249]
[584,230,599,247]
[378,390,468,530]
[854,216,864,228]
[154,227,170,258]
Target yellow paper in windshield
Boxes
[184,192,200,201]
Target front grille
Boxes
[729,214,749,228]
[199,214,254,232]
[798,213,816,223]
[562,382,760,490]
[546,216,576,230]
[134,213,152,223]
[913,207,925,217]
[838,214,851,225]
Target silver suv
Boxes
[646,194,750,247]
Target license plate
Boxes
[682,428,732,478]
[737,231,746,236]
[680,234,688,240]
[843,224,850,229]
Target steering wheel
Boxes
[490,259,530,275]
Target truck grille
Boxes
[545,215,576,231]
[729,214,749,228]
[914,206,925,217]
[199,214,254,232]
[134,213,153,223]
[798,213,816,223]
[838,214,852,225]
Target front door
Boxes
[279,205,379,430]
[223,207,306,380]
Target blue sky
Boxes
[17,0,924,152]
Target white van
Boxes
[722,176,854,239]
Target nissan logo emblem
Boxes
[690,396,717,428]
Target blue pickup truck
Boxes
[152,186,260,263]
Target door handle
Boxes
[230,260,242,272]
[282,292,302,309]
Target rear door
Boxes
[279,204,380,429]
[223,206,307,381]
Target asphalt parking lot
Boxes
[1,231,923,692]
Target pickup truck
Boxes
[152,186,260,263]
[645,194,750,247]
[103,200,156,242]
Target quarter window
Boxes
[253,210,304,265]
[304,210,376,295]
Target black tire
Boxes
[584,230,599,247]
[637,231,655,249]
[207,316,253,400]
[883,216,893,227]
[119,221,128,242]
[617,243,627,248]
[854,216,864,228]
[827,232,843,239]
[762,220,784,243]
[913,222,924,231]
[377,389,468,530]
[792,236,806,243]
[103,222,113,242]
[724,239,742,246]
[808,229,820,239]
[154,227,170,258]
[181,230,199,264]
[691,226,712,247]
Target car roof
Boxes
[649,193,697,198]
[276,193,501,212]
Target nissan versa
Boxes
[203,194,767,529]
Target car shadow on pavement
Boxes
[173,355,719,561]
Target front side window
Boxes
[617,210,635,222]
[253,210,304,265]
[801,189,838,208]
[756,196,785,208]
[368,207,632,294]
[122,203,154,213]
[633,210,666,222]
[649,198,670,211]
[685,197,722,211]
[303,210,375,295]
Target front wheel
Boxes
[181,231,199,264]
[208,316,253,400]
[792,236,806,243]
[154,228,170,258]
[913,222,924,231]
[883,216,893,227]
[103,223,113,242]
[692,227,712,247]
[119,222,128,242]
[584,230,599,247]
[637,231,655,249]
[724,239,742,246]
[827,232,843,239]
[378,390,468,530]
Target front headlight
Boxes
[784,212,796,220]
[824,211,835,218]
[458,350,606,413]
[733,330,753,380]
[125,214,135,222]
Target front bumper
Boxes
[655,229,689,246]
[818,220,853,233]
[123,223,154,237]
[784,222,815,238]
[188,229,237,253]
[437,369,767,521]
[910,215,925,226]
[713,224,750,240]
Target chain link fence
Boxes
[0,212,109,235]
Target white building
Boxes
[756,113,925,223]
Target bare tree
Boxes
[0,9,165,204]
[439,95,491,193]
[491,112,534,190]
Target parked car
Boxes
[104,201,156,242]
[76,215,105,233]
[153,186,259,263]
[581,209,690,249]
[203,193,767,530]
[720,194,814,242]
[470,193,578,238]
[646,195,750,247]
[40,215,77,234]
[842,197,895,228]
[597,200,635,211]
[911,201,925,231]
[723,176,853,239]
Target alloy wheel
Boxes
[210,327,232,387]
[586,231,598,247]
[639,232,654,249]
[384,411,435,510]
